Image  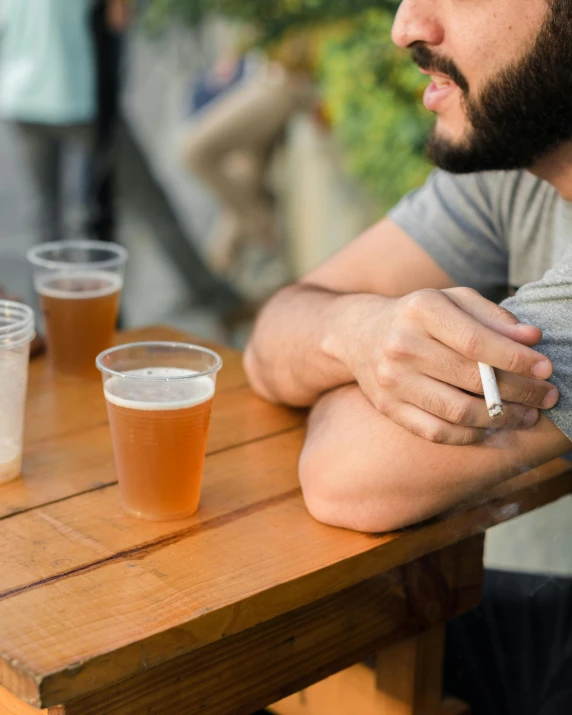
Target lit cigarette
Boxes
[478,362,503,419]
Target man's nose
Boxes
[392,0,444,49]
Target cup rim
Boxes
[96,341,223,380]
[0,300,35,347]
[26,239,128,271]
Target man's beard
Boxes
[412,1,572,173]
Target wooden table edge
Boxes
[4,459,569,709]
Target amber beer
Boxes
[104,368,215,520]
[37,271,122,377]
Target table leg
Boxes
[270,626,470,715]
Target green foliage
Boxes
[142,1,433,209]
[142,0,399,42]
[318,10,433,211]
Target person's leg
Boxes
[15,122,62,243]
[185,74,310,217]
[87,0,124,243]
[444,569,572,715]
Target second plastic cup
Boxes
[96,342,222,520]
[0,301,35,484]
[27,240,128,378]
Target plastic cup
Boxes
[0,301,35,484]
[27,240,128,378]
[96,342,223,521]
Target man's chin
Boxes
[426,130,493,174]
[430,120,470,149]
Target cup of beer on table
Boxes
[0,300,35,484]
[96,342,222,521]
[27,240,128,378]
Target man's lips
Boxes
[418,68,459,111]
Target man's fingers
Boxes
[388,402,487,446]
[401,376,539,430]
[496,371,559,410]
[419,345,558,409]
[442,287,542,345]
[422,295,552,378]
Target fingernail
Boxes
[542,389,559,410]
[531,360,552,379]
[523,408,539,427]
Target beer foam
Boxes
[36,271,123,300]
[104,368,215,410]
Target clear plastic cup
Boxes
[27,240,128,378]
[0,301,35,484]
[96,342,223,521]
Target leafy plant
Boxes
[142,0,399,42]
[318,10,433,211]
[142,1,433,209]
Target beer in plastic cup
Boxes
[0,301,35,484]
[96,342,222,520]
[27,240,128,378]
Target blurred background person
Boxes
[183,30,318,276]
[88,0,131,244]
[0,0,129,245]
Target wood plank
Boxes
[58,538,484,714]
[25,326,248,447]
[0,430,306,595]
[270,627,462,715]
[1,458,568,707]
[270,665,389,715]
[0,686,63,715]
[1,387,304,519]
[374,626,445,715]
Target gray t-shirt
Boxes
[389,169,572,441]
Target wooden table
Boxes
[1,326,571,715]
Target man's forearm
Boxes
[299,385,571,533]
[244,284,375,406]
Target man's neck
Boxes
[530,142,572,201]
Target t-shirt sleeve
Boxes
[501,247,572,441]
[389,170,509,301]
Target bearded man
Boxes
[245,0,572,711]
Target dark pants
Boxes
[15,122,95,243]
[445,569,572,715]
[87,0,124,244]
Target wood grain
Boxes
[1,385,304,519]
[56,538,483,715]
[0,686,63,715]
[1,325,570,713]
[270,676,471,715]
[270,626,462,715]
[374,626,445,715]
[1,460,569,707]
[25,325,248,447]
[0,429,306,596]
[270,665,391,715]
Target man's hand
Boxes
[325,287,559,445]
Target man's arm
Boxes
[245,218,556,444]
[300,385,571,533]
[244,217,457,406]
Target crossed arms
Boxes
[244,218,571,532]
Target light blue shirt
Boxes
[0,0,95,124]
